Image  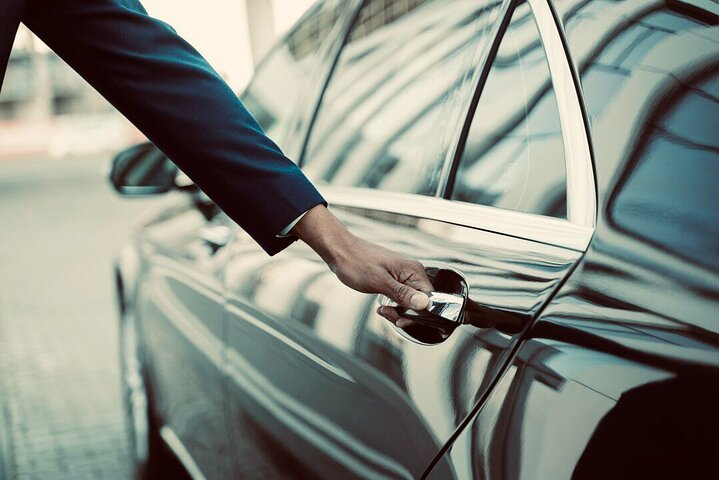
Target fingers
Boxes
[386,277,430,310]
[405,260,434,293]
[382,259,434,310]
[376,306,417,329]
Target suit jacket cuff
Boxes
[277,211,309,238]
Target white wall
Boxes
[141,0,315,90]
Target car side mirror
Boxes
[109,142,179,196]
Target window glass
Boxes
[302,0,503,196]
[451,3,567,218]
[241,0,346,158]
[610,69,719,271]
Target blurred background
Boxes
[0,1,313,478]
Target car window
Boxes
[301,0,503,196]
[609,68,719,271]
[451,2,567,218]
[241,0,346,158]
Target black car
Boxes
[110,0,719,478]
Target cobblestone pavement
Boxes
[0,156,159,480]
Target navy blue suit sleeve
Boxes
[22,0,326,255]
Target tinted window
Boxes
[302,0,503,196]
[241,0,346,158]
[610,69,719,270]
[451,2,567,218]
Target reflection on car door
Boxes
[136,200,234,480]
[223,206,587,479]
[222,0,594,478]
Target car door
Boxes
[134,182,234,479]
[222,0,595,478]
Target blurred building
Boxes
[0,28,111,122]
[0,1,314,121]
[0,0,314,160]
[0,27,140,160]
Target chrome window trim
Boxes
[439,0,597,227]
[322,186,593,252]
[528,0,597,228]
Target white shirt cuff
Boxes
[276,211,308,238]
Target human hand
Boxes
[329,235,433,327]
[292,205,433,326]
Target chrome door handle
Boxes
[424,292,465,324]
[400,291,466,328]
[380,265,529,336]
[382,291,466,330]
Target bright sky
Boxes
[141,0,315,89]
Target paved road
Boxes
[0,156,159,480]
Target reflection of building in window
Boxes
[452,3,567,218]
[241,0,347,156]
[303,0,501,196]
[350,0,431,40]
[287,2,345,59]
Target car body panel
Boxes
[222,198,585,478]
[133,201,234,480]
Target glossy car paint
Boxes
[222,202,584,478]
[113,0,719,479]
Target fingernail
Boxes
[397,319,410,328]
[410,292,429,310]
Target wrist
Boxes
[292,205,356,266]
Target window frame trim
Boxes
[529,0,596,228]
[437,0,516,200]
[320,185,593,252]
[441,0,597,229]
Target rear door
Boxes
[222,0,595,478]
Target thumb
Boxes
[385,278,430,310]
